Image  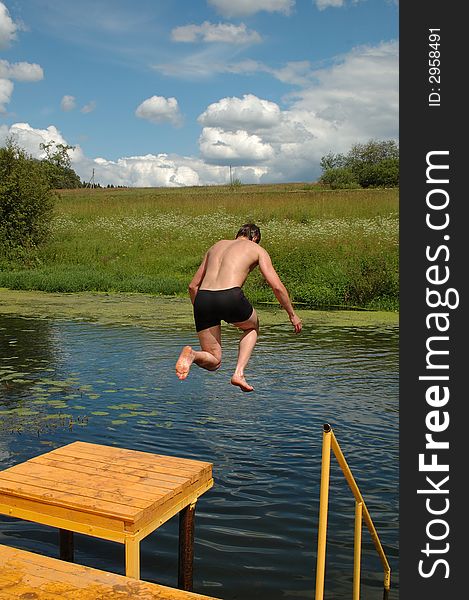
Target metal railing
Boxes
[315,423,391,600]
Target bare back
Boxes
[199,238,260,290]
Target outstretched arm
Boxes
[188,253,208,304]
[258,248,302,333]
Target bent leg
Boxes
[230,309,259,392]
[176,325,222,380]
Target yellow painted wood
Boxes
[0,441,214,580]
[128,479,214,540]
[66,440,211,470]
[0,499,126,543]
[51,441,212,480]
[0,472,140,520]
[34,455,193,487]
[127,477,214,535]
[0,543,219,599]
[125,535,141,579]
[0,469,151,508]
[0,494,125,535]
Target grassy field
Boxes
[0,184,399,310]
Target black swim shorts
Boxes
[193,287,254,332]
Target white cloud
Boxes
[287,41,399,143]
[61,95,76,111]
[171,21,261,44]
[87,154,201,187]
[0,77,13,112]
[0,6,42,111]
[84,153,267,187]
[199,127,274,165]
[154,53,315,85]
[208,0,294,18]
[0,40,397,185]
[0,59,44,81]
[196,94,317,181]
[198,94,281,130]
[0,122,267,186]
[195,40,397,180]
[315,0,345,9]
[0,2,17,49]
[0,122,84,162]
[81,100,97,113]
[135,95,182,126]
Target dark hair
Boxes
[236,223,261,243]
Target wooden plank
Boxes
[0,544,219,599]
[62,441,212,470]
[0,466,210,527]
[126,478,214,537]
[50,445,213,481]
[54,446,207,475]
[0,495,126,538]
[125,535,140,579]
[2,460,177,499]
[0,461,174,500]
[0,470,151,508]
[33,454,198,486]
[0,477,141,521]
[39,446,212,480]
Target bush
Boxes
[41,162,82,189]
[319,139,399,189]
[320,167,361,190]
[0,141,55,260]
[356,158,399,188]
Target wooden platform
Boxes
[0,441,214,585]
[0,543,219,599]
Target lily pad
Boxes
[108,403,144,410]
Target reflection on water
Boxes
[0,314,398,600]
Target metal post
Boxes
[178,502,196,591]
[315,424,332,600]
[353,501,363,600]
[59,529,74,562]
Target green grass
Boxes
[0,184,399,310]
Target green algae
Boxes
[0,288,398,329]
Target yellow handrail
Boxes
[353,501,363,600]
[315,424,391,599]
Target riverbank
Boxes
[0,289,398,329]
[0,185,399,311]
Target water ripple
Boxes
[0,315,398,600]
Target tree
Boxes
[319,139,399,188]
[0,139,55,260]
[39,140,82,189]
[40,141,74,168]
[320,167,360,190]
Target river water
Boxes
[0,313,398,599]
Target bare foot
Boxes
[231,374,254,392]
[176,346,195,380]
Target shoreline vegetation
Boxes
[0,289,398,329]
[0,184,399,312]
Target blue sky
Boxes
[0,0,398,187]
